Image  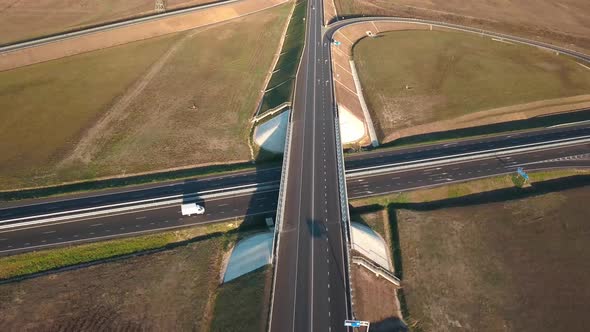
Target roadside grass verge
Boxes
[258,0,307,113]
[210,265,273,331]
[354,30,590,144]
[0,222,239,281]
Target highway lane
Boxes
[269,0,350,331]
[345,124,590,170]
[0,167,281,219]
[0,143,588,255]
[346,142,590,197]
[0,188,279,256]
[2,123,588,221]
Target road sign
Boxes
[345,320,370,327]
[333,40,341,46]
[517,167,529,181]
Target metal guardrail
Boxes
[352,256,401,286]
[348,136,590,178]
[266,86,295,331]
[269,112,293,264]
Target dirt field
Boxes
[211,266,272,331]
[335,0,590,54]
[0,3,290,191]
[0,234,226,331]
[0,0,214,45]
[351,265,405,331]
[0,231,272,331]
[394,185,590,331]
[353,30,590,143]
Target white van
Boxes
[181,203,205,216]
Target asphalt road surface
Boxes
[1,142,588,256]
[2,123,588,221]
[269,0,351,331]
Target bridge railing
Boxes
[333,89,356,319]
[269,110,293,264]
[266,109,292,330]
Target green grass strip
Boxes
[258,0,307,114]
[0,232,176,281]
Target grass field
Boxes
[0,225,271,330]
[0,4,289,191]
[349,172,590,331]
[211,266,272,331]
[0,0,214,45]
[0,33,181,189]
[335,0,590,53]
[354,30,590,143]
[395,185,590,331]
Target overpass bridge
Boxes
[268,0,353,330]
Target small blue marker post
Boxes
[517,167,529,182]
[345,320,370,331]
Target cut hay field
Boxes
[0,3,290,191]
[395,185,590,331]
[335,0,590,53]
[354,30,590,143]
[0,0,214,45]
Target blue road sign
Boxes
[345,320,369,327]
[334,40,341,46]
[517,167,529,181]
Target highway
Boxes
[268,0,351,330]
[2,124,587,220]
[1,140,588,256]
